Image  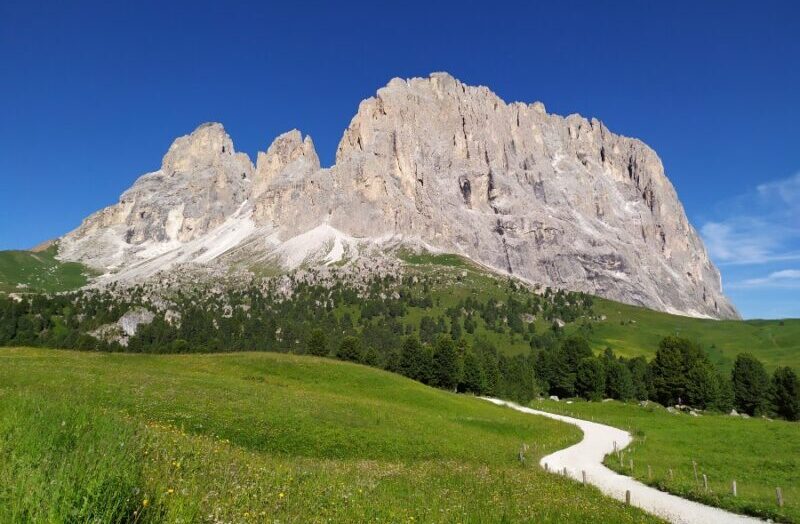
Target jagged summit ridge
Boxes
[58,73,738,319]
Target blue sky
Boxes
[0,1,798,318]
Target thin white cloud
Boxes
[701,173,800,266]
[730,269,800,289]
[756,173,800,213]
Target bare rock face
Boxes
[58,73,738,319]
[299,73,736,318]
[90,306,154,346]
[253,130,320,198]
[59,123,253,269]
[251,130,323,228]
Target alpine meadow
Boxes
[2,3,799,523]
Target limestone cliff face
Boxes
[59,73,738,319]
[60,123,253,269]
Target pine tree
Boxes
[533,349,553,393]
[605,359,635,400]
[685,363,719,410]
[731,353,770,416]
[649,336,708,406]
[548,336,591,398]
[336,336,362,363]
[713,373,735,412]
[463,315,476,334]
[575,357,606,400]
[308,329,328,356]
[771,366,800,421]
[399,336,425,381]
[363,346,380,366]
[432,334,460,390]
[627,357,651,401]
[450,316,463,340]
[460,349,486,394]
[419,316,438,345]
[480,346,500,395]
[560,336,593,369]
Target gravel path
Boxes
[483,398,765,524]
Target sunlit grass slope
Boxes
[0,244,94,294]
[399,254,800,371]
[0,348,659,523]
[590,298,800,371]
[536,398,800,523]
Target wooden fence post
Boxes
[647,465,652,480]
[582,470,587,485]
[625,490,631,505]
[732,480,737,497]
[703,474,708,492]
[777,487,784,507]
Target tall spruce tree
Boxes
[549,336,592,398]
[685,363,719,410]
[399,336,425,381]
[713,373,735,412]
[460,348,486,394]
[771,366,800,421]
[575,357,606,400]
[731,353,770,416]
[627,357,651,401]
[432,334,460,390]
[605,359,635,400]
[650,336,709,406]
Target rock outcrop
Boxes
[58,73,738,319]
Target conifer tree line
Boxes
[0,276,797,421]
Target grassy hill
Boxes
[588,298,800,371]
[0,244,95,294]
[398,253,799,371]
[0,347,659,523]
[536,398,800,522]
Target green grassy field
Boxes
[589,298,800,371]
[535,398,800,522]
[0,244,94,294]
[0,348,660,523]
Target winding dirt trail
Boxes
[483,398,764,524]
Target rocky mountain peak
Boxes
[58,73,739,319]
[161,122,238,175]
[253,130,320,197]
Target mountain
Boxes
[57,72,738,319]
